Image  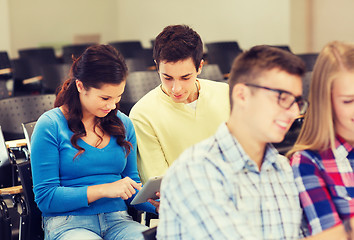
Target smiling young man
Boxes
[157,45,310,239]
[129,25,230,183]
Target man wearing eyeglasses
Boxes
[157,45,309,239]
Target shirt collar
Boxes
[333,135,354,159]
[158,79,203,106]
[263,144,282,171]
[214,123,282,173]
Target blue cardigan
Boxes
[31,108,155,217]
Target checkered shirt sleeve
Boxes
[291,147,354,235]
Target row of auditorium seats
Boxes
[1,42,316,87]
[0,42,228,98]
[0,41,319,96]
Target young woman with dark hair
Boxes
[31,45,155,240]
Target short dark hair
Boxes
[228,45,305,108]
[153,25,203,71]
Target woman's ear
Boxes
[75,80,84,93]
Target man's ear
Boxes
[231,83,249,107]
[76,80,84,93]
[197,59,204,75]
[154,60,159,72]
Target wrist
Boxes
[87,184,106,204]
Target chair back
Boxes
[302,71,312,100]
[41,63,70,93]
[120,71,160,115]
[17,48,59,93]
[206,41,242,52]
[142,226,157,240]
[19,47,58,65]
[205,41,243,75]
[297,53,319,72]
[198,64,225,82]
[125,58,149,72]
[0,126,11,168]
[17,161,44,240]
[11,58,43,95]
[0,81,9,100]
[270,45,292,53]
[0,126,16,188]
[62,43,93,64]
[11,58,34,80]
[132,48,155,67]
[0,94,55,140]
[122,71,160,103]
[22,121,37,153]
[0,51,12,81]
[0,52,12,99]
[109,41,143,58]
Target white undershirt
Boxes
[186,99,198,109]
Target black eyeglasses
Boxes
[245,83,309,114]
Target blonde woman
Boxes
[288,41,354,237]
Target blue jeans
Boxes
[43,211,148,240]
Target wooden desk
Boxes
[6,139,27,149]
[0,68,12,75]
[0,185,23,195]
[22,76,43,85]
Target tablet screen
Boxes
[131,176,163,205]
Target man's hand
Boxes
[148,191,160,212]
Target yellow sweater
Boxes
[129,79,230,183]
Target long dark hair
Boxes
[55,44,131,159]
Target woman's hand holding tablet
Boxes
[130,176,163,205]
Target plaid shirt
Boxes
[157,123,303,240]
[291,135,354,235]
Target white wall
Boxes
[116,0,291,50]
[290,0,310,53]
[7,0,354,58]
[0,0,11,55]
[5,0,291,57]
[8,0,118,57]
[312,0,354,52]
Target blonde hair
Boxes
[287,41,354,158]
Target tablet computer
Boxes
[131,176,163,205]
